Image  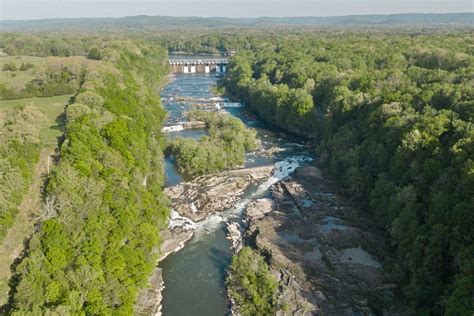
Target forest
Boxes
[0,35,170,313]
[220,32,473,314]
[0,23,472,315]
[227,247,279,316]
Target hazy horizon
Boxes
[1,0,472,21]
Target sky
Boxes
[1,0,472,20]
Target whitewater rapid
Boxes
[167,155,313,239]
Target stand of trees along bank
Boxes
[227,247,279,315]
[221,33,473,314]
[168,110,258,175]
[4,37,170,314]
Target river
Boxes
[159,72,311,316]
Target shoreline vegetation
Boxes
[167,110,258,176]
[220,33,473,314]
[0,18,472,315]
[1,37,170,314]
[227,247,279,315]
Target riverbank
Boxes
[228,165,408,315]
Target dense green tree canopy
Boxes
[221,31,473,315]
[168,110,257,175]
[2,36,171,314]
[1,27,472,315]
[227,247,279,316]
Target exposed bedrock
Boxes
[165,165,274,222]
[240,166,406,315]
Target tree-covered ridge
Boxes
[1,14,473,33]
[7,39,170,314]
[168,110,258,175]
[222,33,473,314]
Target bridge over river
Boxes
[169,58,229,73]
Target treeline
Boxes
[6,37,170,314]
[2,62,34,71]
[157,31,273,55]
[0,34,105,58]
[222,33,473,314]
[168,110,257,175]
[0,106,46,241]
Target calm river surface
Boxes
[160,72,311,316]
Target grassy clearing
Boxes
[0,56,44,90]
[0,95,72,147]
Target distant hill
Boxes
[1,13,472,31]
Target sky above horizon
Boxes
[1,0,472,20]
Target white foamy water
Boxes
[169,209,197,230]
[220,102,243,108]
[209,96,228,101]
[162,125,185,132]
[256,156,313,194]
[191,199,249,239]
[170,155,312,239]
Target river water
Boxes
[160,72,311,316]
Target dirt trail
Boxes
[0,149,52,305]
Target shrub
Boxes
[2,61,17,71]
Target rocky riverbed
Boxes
[135,164,274,315]
[165,165,274,222]
[231,166,405,315]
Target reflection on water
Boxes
[164,157,183,188]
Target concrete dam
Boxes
[169,58,229,73]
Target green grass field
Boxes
[0,56,44,91]
[0,95,72,147]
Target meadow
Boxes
[0,56,44,92]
